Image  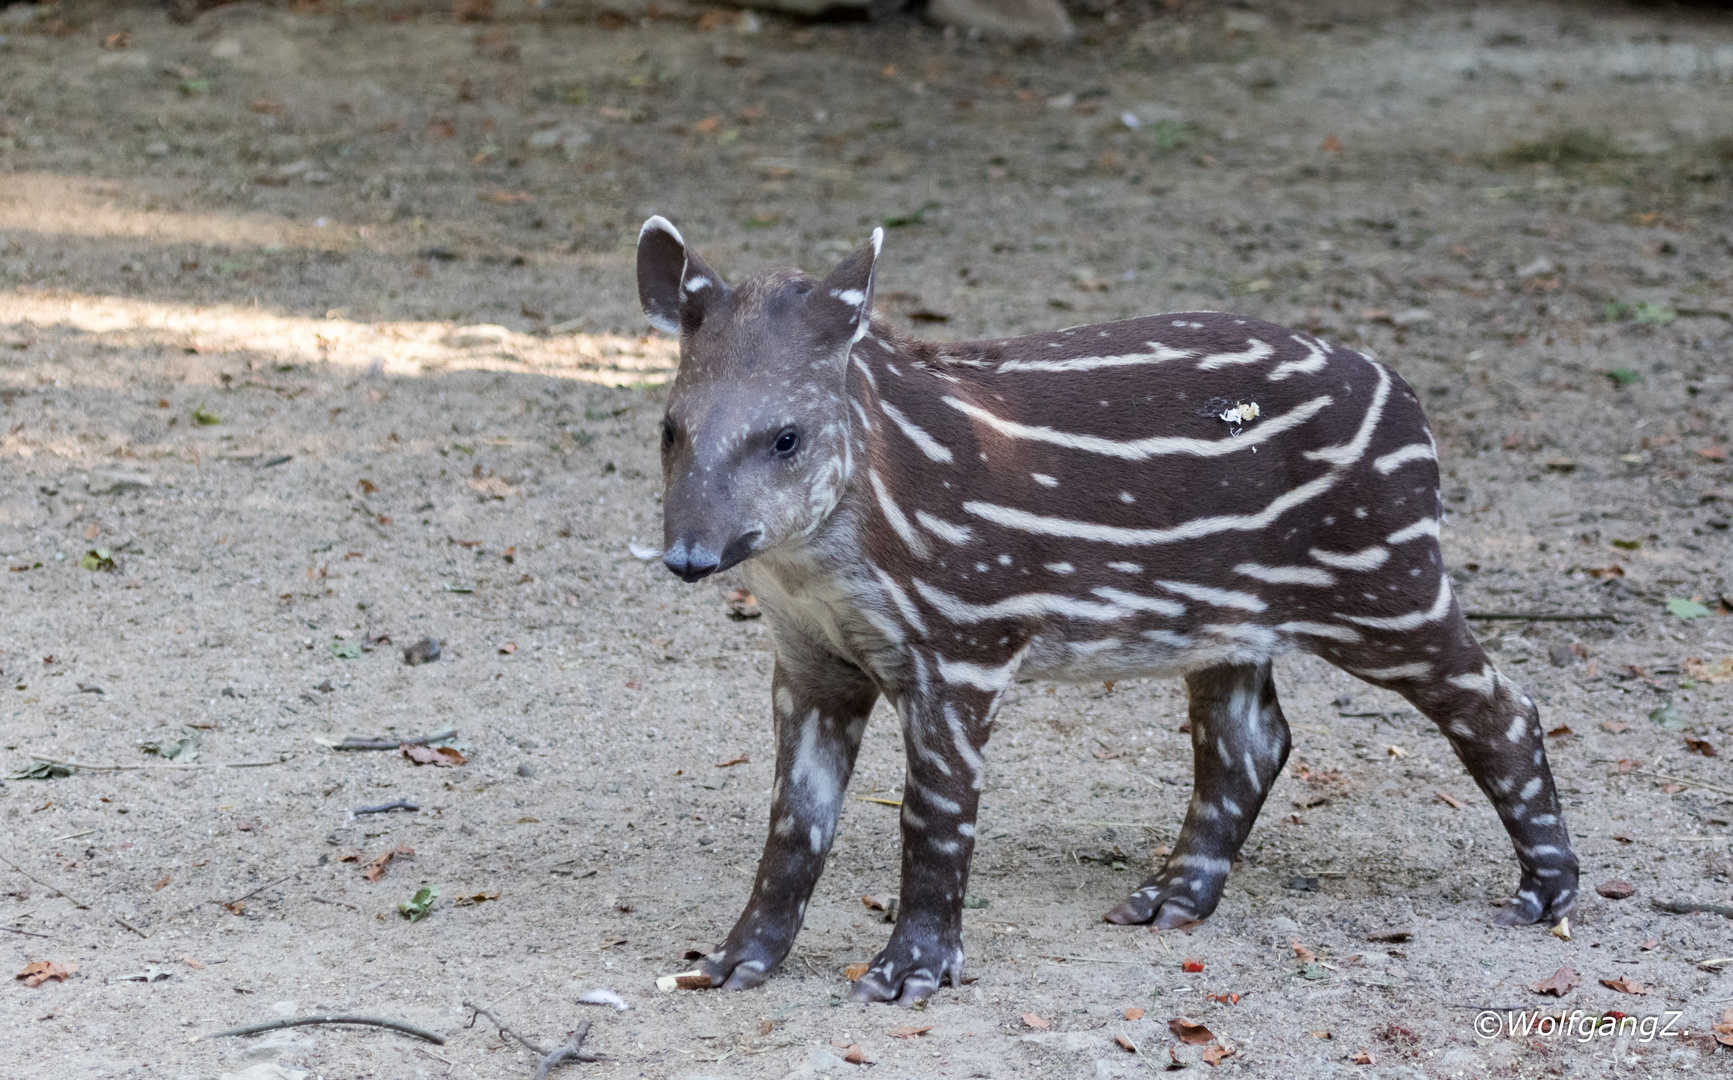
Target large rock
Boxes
[926,0,1073,41]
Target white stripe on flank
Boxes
[1447,666,1495,697]
[1275,621,1362,643]
[872,565,929,636]
[1373,442,1435,475]
[1156,580,1267,612]
[1349,661,1433,681]
[1308,545,1389,571]
[1107,561,1142,573]
[1194,339,1275,370]
[962,471,1337,546]
[851,356,878,390]
[1304,360,1391,467]
[1089,587,1186,617]
[879,400,954,463]
[915,510,973,546]
[1339,576,1453,630]
[996,343,1193,374]
[942,393,1333,461]
[1032,473,1059,487]
[1386,517,1440,545]
[937,656,1019,692]
[913,579,1136,623]
[870,470,927,558]
[1235,562,1336,586]
[1267,335,1329,380]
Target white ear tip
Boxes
[639,215,684,246]
[869,227,884,257]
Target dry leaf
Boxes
[401,744,465,767]
[1599,977,1651,995]
[597,935,627,950]
[1114,1033,1137,1051]
[152,874,170,891]
[1202,1043,1235,1066]
[1309,1030,1332,1039]
[454,891,500,906]
[181,956,205,969]
[1601,721,1631,734]
[16,961,76,987]
[1684,736,1718,758]
[1683,656,1733,684]
[1546,725,1573,738]
[1182,959,1205,973]
[1435,791,1464,809]
[1640,937,1659,951]
[890,1025,933,1039]
[829,1040,871,1064]
[1124,1006,1145,1021]
[1206,993,1242,1005]
[1712,1008,1733,1048]
[844,962,869,981]
[714,753,750,768]
[362,844,415,883]
[1595,879,1635,900]
[1527,966,1581,996]
[1022,1013,1050,1030]
[1350,1050,1375,1065]
[1168,1017,1214,1044]
[1291,940,1317,964]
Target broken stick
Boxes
[333,728,457,752]
[199,1014,445,1044]
[464,999,601,1075]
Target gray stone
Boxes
[86,469,153,495]
[926,0,1072,42]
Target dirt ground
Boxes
[1,0,1732,1077]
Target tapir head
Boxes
[637,216,883,583]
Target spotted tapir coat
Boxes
[636,217,1579,1006]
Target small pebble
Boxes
[402,637,441,666]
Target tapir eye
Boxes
[773,428,800,456]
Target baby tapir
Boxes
[636,216,1579,1005]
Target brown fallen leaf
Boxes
[337,851,361,863]
[16,961,76,987]
[1640,937,1659,951]
[1661,783,1686,795]
[1206,993,1242,1005]
[1202,1043,1235,1066]
[454,891,501,906]
[1601,721,1631,734]
[401,744,465,767]
[1022,1013,1050,1030]
[1595,879,1635,900]
[714,753,750,768]
[223,901,245,916]
[758,1018,775,1037]
[890,1025,933,1039]
[1600,977,1651,995]
[1684,736,1718,758]
[844,962,869,981]
[1613,760,1640,775]
[362,844,415,883]
[1546,724,1573,738]
[1712,1008,1733,1048]
[1309,1030,1332,1040]
[1612,832,1635,844]
[1291,940,1318,964]
[1366,930,1412,943]
[1435,791,1465,809]
[181,955,205,969]
[1114,1033,1137,1052]
[1124,1006,1145,1021]
[152,874,170,891]
[1168,1017,1214,1044]
[829,1040,872,1064]
[1527,966,1581,997]
[597,936,627,950]
[1350,1049,1375,1065]
[1684,657,1733,684]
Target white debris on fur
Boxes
[1219,402,1261,425]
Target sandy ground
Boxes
[1,1,1731,1077]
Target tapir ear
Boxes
[806,227,883,347]
[636,216,724,336]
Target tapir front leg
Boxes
[849,675,998,1006]
[698,652,878,991]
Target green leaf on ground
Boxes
[6,760,73,780]
[191,403,221,426]
[1649,700,1686,730]
[139,728,200,762]
[962,895,989,909]
[1603,366,1642,387]
[79,548,115,572]
[328,639,362,659]
[398,884,439,922]
[1665,598,1712,619]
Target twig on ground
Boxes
[1633,770,1733,799]
[534,1023,593,1080]
[355,800,419,815]
[226,875,291,907]
[114,917,149,939]
[1651,899,1733,919]
[1,925,53,938]
[311,895,359,911]
[28,755,291,772]
[198,1014,445,1044]
[0,851,90,909]
[1041,955,1149,965]
[1462,612,1619,623]
[464,999,602,1073]
[333,728,456,752]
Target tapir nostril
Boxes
[662,540,721,583]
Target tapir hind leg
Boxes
[1106,660,1291,927]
